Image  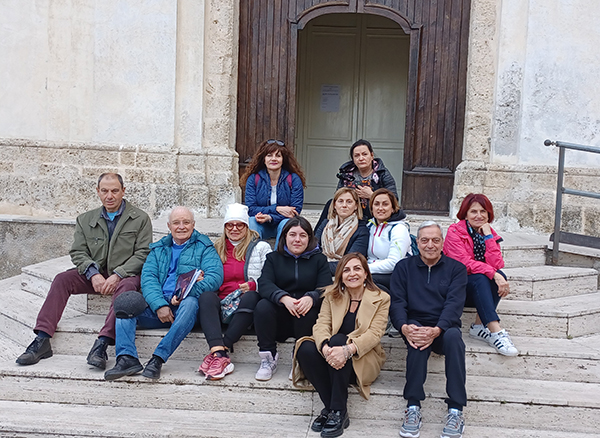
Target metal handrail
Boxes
[544,139,600,264]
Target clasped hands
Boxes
[322,344,348,370]
[280,295,312,318]
[402,324,442,350]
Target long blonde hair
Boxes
[328,187,363,220]
[214,227,260,263]
[322,253,380,301]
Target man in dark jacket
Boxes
[390,221,467,438]
[104,206,223,381]
[16,173,153,369]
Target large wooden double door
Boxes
[236,0,471,213]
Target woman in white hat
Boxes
[197,203,271,380]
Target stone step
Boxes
[503,265,598,300]
[3,279,600,383]
[464,291,600,338]
[1,355,599,434]
[2,401,596,438]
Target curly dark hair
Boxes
[240,140,306,187]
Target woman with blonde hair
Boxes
[197,203,271,380]
[315,188,369,276]
[293,253,390,437]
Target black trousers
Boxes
[296,333,356,414]
[403,323,467,411]
[198,290,261,351]
[253,298,320,354]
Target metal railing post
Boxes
[552,146,566,265]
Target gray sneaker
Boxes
[440,408,464,438]
[399,405,422,437]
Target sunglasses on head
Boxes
[266,139,285,146]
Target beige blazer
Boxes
[293,287,390,399]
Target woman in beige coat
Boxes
[293,252,390,438]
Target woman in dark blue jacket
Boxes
[241,139,306,246]
[315,187,369,276]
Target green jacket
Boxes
[70,200,153,278]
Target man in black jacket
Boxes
[390,221,467,438]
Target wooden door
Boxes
[236,0,471,213]
[296,14,409,206]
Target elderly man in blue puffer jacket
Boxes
[105,206,223,381]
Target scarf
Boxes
[466,220,486,262]
[321,214,359,262]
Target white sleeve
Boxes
[368,223,411,274]
[247,241,273,281]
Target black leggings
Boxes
[296,333,356,414]
[198,290,260,351]
[253,298,320,355]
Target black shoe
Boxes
[311,408,330,432]
[104,355,143,381]
[142,355,163,380]
[87,338,109,370]
[16,337,53,365]
[321,410,349,438]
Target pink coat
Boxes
[443,220,504,279]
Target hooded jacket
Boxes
[258,246,332,306]
[367,210,412,274]
[336,157,398,198]
[245,168,304,224]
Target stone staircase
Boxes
[1,229,600,437]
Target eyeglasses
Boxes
[266,139,285,146]
[225,222,247,230]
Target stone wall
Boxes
[0,217,74,280]
[456,0,600,233]
[0,0,240,220]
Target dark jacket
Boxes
[245,168,304,224]
[70,200,152,278]
[315,219,369,275]
[389,253,467,332]
[336,157,398,197]
[141,230,224,312]
[258,248,332,306]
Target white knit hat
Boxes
[223,203,249,226]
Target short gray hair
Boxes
[168,206,195,223]
[417,220,443,238]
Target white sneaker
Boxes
[489,329,519,356]
[469,324,491,343]
[255,351,279,381]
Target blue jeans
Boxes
[465,272,504,326]
[115,296,199,362]
[248,217,289,248]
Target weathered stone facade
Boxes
[0,0,240,219]
[1,0,599,236]
[457,0,600,233]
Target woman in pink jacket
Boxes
[443,193,518,356]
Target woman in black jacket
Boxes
[318,139,398,223]
[254,216,332,381]
[315,188,369,276]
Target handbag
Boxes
[220,289,244,324]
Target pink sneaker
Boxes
[205,355,234,381]
[198,352,215,375]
